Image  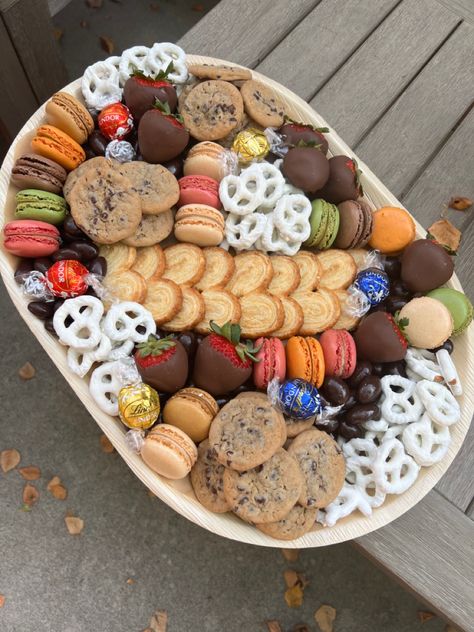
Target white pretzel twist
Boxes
[258,215,301,256]
[106,339,135,362]
[225,213,267,250]
[373,438,420,494]
[145,42,188,83]
[342,437,378,469]
[67,332,112,377]
[318,482,373,527]
[436,349,462,396]
[405,348,443,383]
[342,437,386,508]
[273,194,312,242]
[118,45,149,85]
[363,400,390,432]
[219,170,266,215]
[416,380,460,426]
[89,361,125,416]
[402,413,451,466]
[102,302,156,343]
[380,375,424,424]
[81,60,122,111]
[243,162,285,209]
[53,296,104,350]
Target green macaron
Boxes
[426,288,473,336]
[15,189,67,225]
[318,201,340,249]
[305,199,329,248]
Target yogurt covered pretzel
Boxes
[82,60,122,111]
[416,380,461,426]
[405,348,443,383]
[380,375,424,424]
[318,482,373,527]
[273,194,311,243]
[402,413,451,466]
[67,332,112,377]
[102,302,156,344]
[89,360,125,416]
[342,437,386,508]
[258,215,301,256]
[242,162,285,209]
[219,170,266,215]
[53,296,104,350]
[372,438,420,494]
[225,213,267,250]
[118,45,149,85]
[145,42,188,83]
[436,349,462,396]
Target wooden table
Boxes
[179,1,474,629]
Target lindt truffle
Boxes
[273,378,321,420]
[281,146,329,193]
[400,239,454,293]
[118,383,160,430]
[232,128,269,162]
[318,155,363,204]
[134,335,188,393]
[353,312,407,363]
[98,103,133,140]
[138,102,189,163]
[355,268,390,306]
[46,259,89,298]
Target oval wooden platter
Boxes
[0,55,472,548]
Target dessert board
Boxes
[0,53,472,547]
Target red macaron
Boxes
[319,329,357,379]
[253,337,286,390]
[3,219,60,257]
[178,175,221,210]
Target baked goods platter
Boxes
[0,44,472,547]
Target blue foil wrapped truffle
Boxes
[277,378,321,420]
[355,267,390,306]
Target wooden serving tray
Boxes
[0,55,472,547]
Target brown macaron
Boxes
[174,204,225,247]
[45,92,94,144]
[335,199,373,249]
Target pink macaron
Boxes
[178,175,221,210]
[319,329,357,379]
[3,219,60,257]
[253,337,286,390]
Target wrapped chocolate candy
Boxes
[232,128,270,163]
[46,260,89,298]
[269,378,321,420]
[118,382,160,430]
[105,140,136,163]
[354,267,390,306]
[98,102,134,140]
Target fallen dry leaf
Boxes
[445,626,460,632]
[18,466,41,481]
[50,482,67,500]
[53,28,63,41]
[65,516,84,535]
[80,19,89,28]
[86,0,103,7]
[291,626,311,632]
[47,476,61,490]
[0,595,5,608]
[192,3,204,10]
[149,2,160,10]
[18,362,36,380]
[284,584,304,608]
[284,569,299,588]
[418,611,436,623]
[23,483,39,507]
[314,605,336,632]
[281,548,299,562]
[266,622,283,632]
[126,578,135,585]
[427,218,461,254]
[99,35,114,54]
[148,609,168,632]
[100,434,114,453]
[1,449,21,473]
[449,196,472,211]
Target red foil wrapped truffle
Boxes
[98,103,133,141]
[46,260,89,298]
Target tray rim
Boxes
[0,54,472,548]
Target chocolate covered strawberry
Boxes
[318,155,363,204]
[134,334,188,393]
[353,312,407,363]
[124,63,178,120]
[279,121,329,154]
[192,321,261,396]
[138,100,189,163]
[282,145,329,193]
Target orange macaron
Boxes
[286,336,325,387]
[31,125,86,172]
[368,206,416,254]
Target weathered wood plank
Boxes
[353,21,474,199]
[356,491,474,631]
[436,0,474,24]
[256,0,399,102]
[179,0,319,68]
[0,19,39,144]
[312,0,459,147]
[436,421,474,513]
[1,0,68,102]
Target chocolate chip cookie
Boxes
[240,79,285,128]
[255,504,317,540]
[188,63,252,82]
[122,210,174,247]
[70,168,141,244]
[190,439,230,513]
[223,449,303,523]
[209,393,286,471]
[181,80,244,141]
[63,156,114,203]
[288,428,345,508]
[119,162,179,215]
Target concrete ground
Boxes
[0,1,451,630]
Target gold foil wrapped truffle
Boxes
[118,383,160,430]
[232,128,269,162]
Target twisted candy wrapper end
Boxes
[125,429,145,454]
[21,271,55,301]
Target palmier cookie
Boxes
[119,162,179,215]
[210,394,287,471]
[239,292,284,339]
[223,449,303,524]
[131,245,165,280]
[293,250,321,292]
[103,270,147,305]
[332,290,361,331]
[255,504,317,541]
[181,80,244,141]
[122,210,174,248]
[190,439,230,514]
[292,289,340,335]
[226,251,273,297]
[268,255,301,296]
[63,156,114,203]
[70,169,141,244]
[194,247,235,292]
[163,243,205,286]
[194,289,241,335]
[240,79,285,128]
[142,278,183,325]
[271,296,304,340]
[162,287,205,331]
[288,428,345,508]
[99,243,136,275]
[188,63,252,82]
[316,249,357,290]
